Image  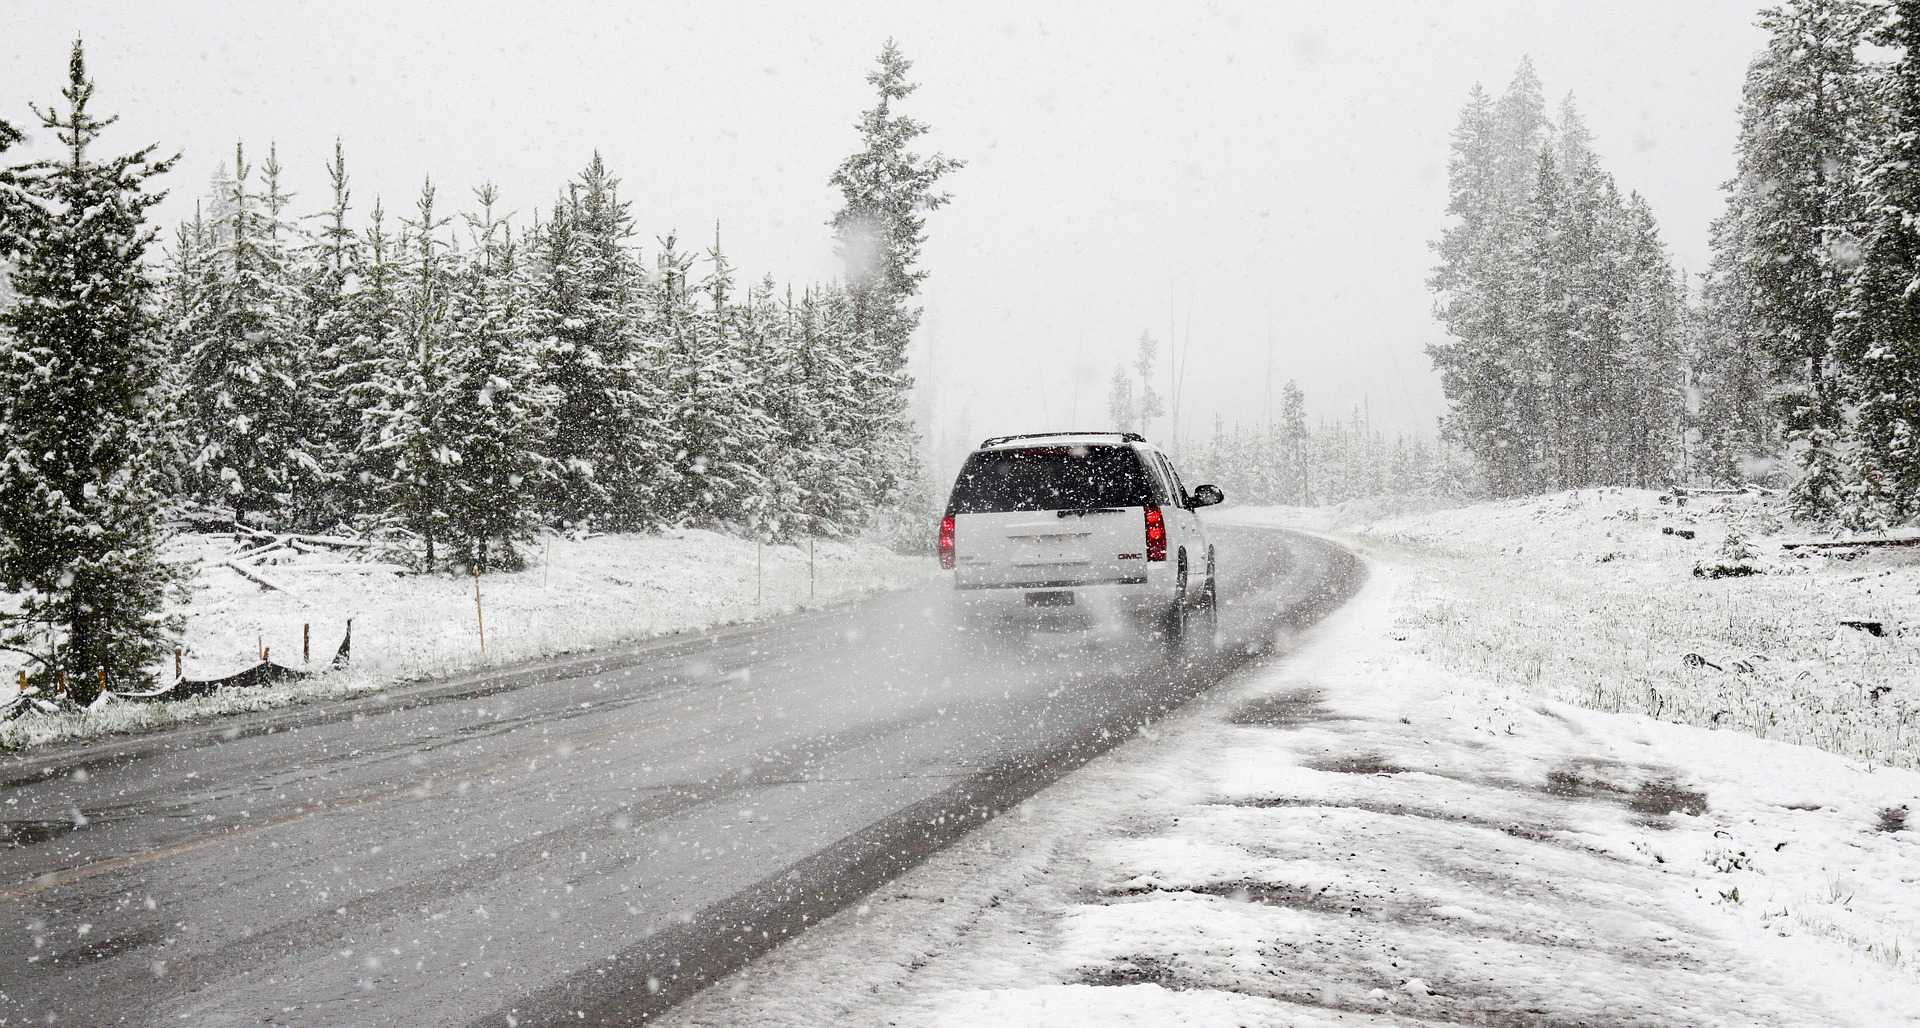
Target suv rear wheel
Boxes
[1161,554,1190,654]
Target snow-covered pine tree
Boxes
[370,180,457,567]
[439,185,551,570]
[1133,333,1165,437]
[649,230,765,525]
[1514,144,1564,490]
[738,277,806,542]
[180,142,317,527]
[829,41,962,519]
[1736,0,1883,518]
[1617,194,1686,488]
[531,155,658,530]
[1282,380,1313,503]
[1548,98,1634,489]
[0,41,181,698]
[1692,177,1777,485]
[153,205,212,502]
[302,140,364,527]
[1839,0,1920,520]
[678,228,770,525]
[1106,366,1136,431]
[259,143,328,527]
[793,284,872,536]
[335,197,403,520]
[1427,66,1547,496]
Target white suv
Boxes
[937,432,1224,645]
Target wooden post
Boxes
[98,668,106,698]
[472,567,487,655]
[15,670,25,695]
[263,646,270,663]
[55,670,66,699]
[174,646,183,681]
[303,623,310,664]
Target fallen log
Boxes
[222,560,299,594]
[1779,535,1920,551]
[279,562,408,574]
[292,533,372,550]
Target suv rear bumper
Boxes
[949,569,1173,622]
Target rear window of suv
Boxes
[946,445,1156,514]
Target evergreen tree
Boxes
[180,142,317,526]
[1279,380,1310,504]
[531,155,659,529]
[1618,194,1686,487]
[336,198,402,519]
[0,41,180,698]
[1693,180,1777,484]
[1840,0,1920,518]
[828,40,962,512]
[440,185,551,570]
[369,180,456,567]
[1106,365,1136,431]
[1735,0,1882,517]
[1133,332,1166,434]
[303,140,364,525]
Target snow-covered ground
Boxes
[1,528,933,751]
[666,498,1920,1026]
[1272,488,1920,772]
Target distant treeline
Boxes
[1185,382,1469,508]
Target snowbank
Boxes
[1,528,933,751]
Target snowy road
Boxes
[0,524,1358,1026]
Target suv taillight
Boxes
[1143,505,1166,561]
[938,514,956,569]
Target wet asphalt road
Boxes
[0,524,1358,1026]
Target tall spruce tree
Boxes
[1840,0,1920,518]
[1736,0,1883,518]
[370,180,456,567]
[440,185,551,569]
[0,40,180,698]
[180,142,316,526]
[829,40,962,510]
[532,155,658,529]
[1693,178,1777,484]
[303,140,362,526]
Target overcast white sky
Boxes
[6,0,1770,472]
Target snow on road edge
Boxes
[667,550,1920,1027]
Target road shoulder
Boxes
[665,556,1920,1027]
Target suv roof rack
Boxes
[978,431,1146,448]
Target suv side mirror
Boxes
[1190,484,1225,508]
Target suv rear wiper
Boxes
[1057,507,1125,517]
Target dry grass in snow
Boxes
[1227,488,1920,771]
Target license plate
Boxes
[1025,591,1074,607]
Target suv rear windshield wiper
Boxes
[1056,507,1125,517]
